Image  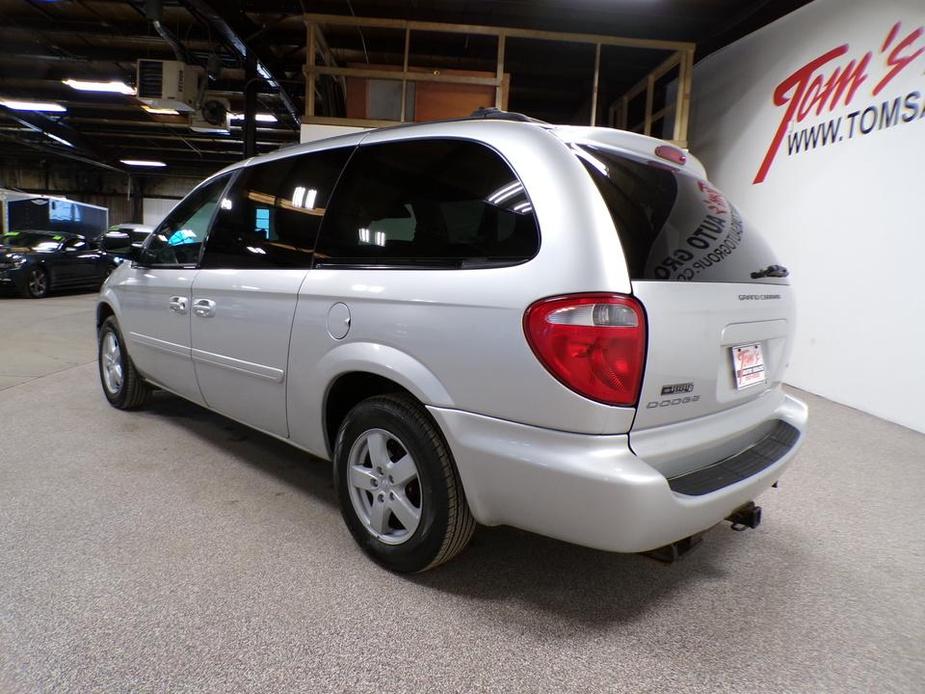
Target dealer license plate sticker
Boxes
[731,343,767,390]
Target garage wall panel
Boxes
[686,0,925,433]
[143,198,179,228]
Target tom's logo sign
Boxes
[755,21,924,184]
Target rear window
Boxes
[577,146,788,285]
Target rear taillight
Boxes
[524,293,647,406]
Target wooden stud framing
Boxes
[303,13,693,52]
[623,52,682,103]
[672,48,694,146]
[302,115,401,128]
[302,12,696,142]
[305,65,498,86]
[620,96,628,130]
[590,43,601,126]
[400,27,411,122]
[495,34,506,108]
[306,21,316,119]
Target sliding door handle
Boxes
[193,298,216,318]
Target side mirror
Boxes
[136,247,156,266]
[100,231,138,261]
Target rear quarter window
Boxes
[315,138,539,268]
[577,146,789,285]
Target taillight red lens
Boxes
[524,293,647,406]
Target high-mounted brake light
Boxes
[524,293,647,406]
[655,144,687,165]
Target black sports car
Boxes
[0,230,120,298]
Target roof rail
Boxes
[468,107,548,124]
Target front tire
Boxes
[334,394,475,572]
[23,266,48,298]
[98,316,150,409]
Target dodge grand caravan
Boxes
[97,114,807,572]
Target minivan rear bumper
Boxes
[428,392,807,553]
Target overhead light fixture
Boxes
[46,132,75,147]
[228,112,278,123]
[120,159,166,167]
[63,79,135,95]
[0,99,66,112]
[141,105,180,116]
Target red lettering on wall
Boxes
[752,45,849,184]
[873,23,924,96]
[753,21,925,184]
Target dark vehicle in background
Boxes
[0,230,119,298]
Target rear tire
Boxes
[334,393,475,572]
[98,316,150,410]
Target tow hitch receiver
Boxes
[726,501,762,531]
[641,533,703,563]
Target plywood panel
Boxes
[344,64,505,122]
[414,81,495,121]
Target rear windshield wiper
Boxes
[751,264,789,279]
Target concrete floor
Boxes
[0,293,923,693]
[0,291,99,390]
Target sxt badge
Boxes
[660,382,694,396]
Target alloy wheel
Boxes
[100,331,124,395]
[28,268,47,297]
[347,428,423,545]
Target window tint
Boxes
[201,148,352,269]
[315,139,539,267]
[144,174,231,266]
[577,146,788,285]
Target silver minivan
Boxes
[97,114,807,572]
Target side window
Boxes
[200,147,352,269]
[144,174,231,266]
[315,139,539,267]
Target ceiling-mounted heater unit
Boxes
[190,96,231,134]
[136,59,204,112]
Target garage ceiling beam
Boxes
[177,0,301,128]
[0,106,124,174]
[0,132,125,175]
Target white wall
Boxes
[300,124,368,143]
[687,0,925,433]
[142,198,178,228]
